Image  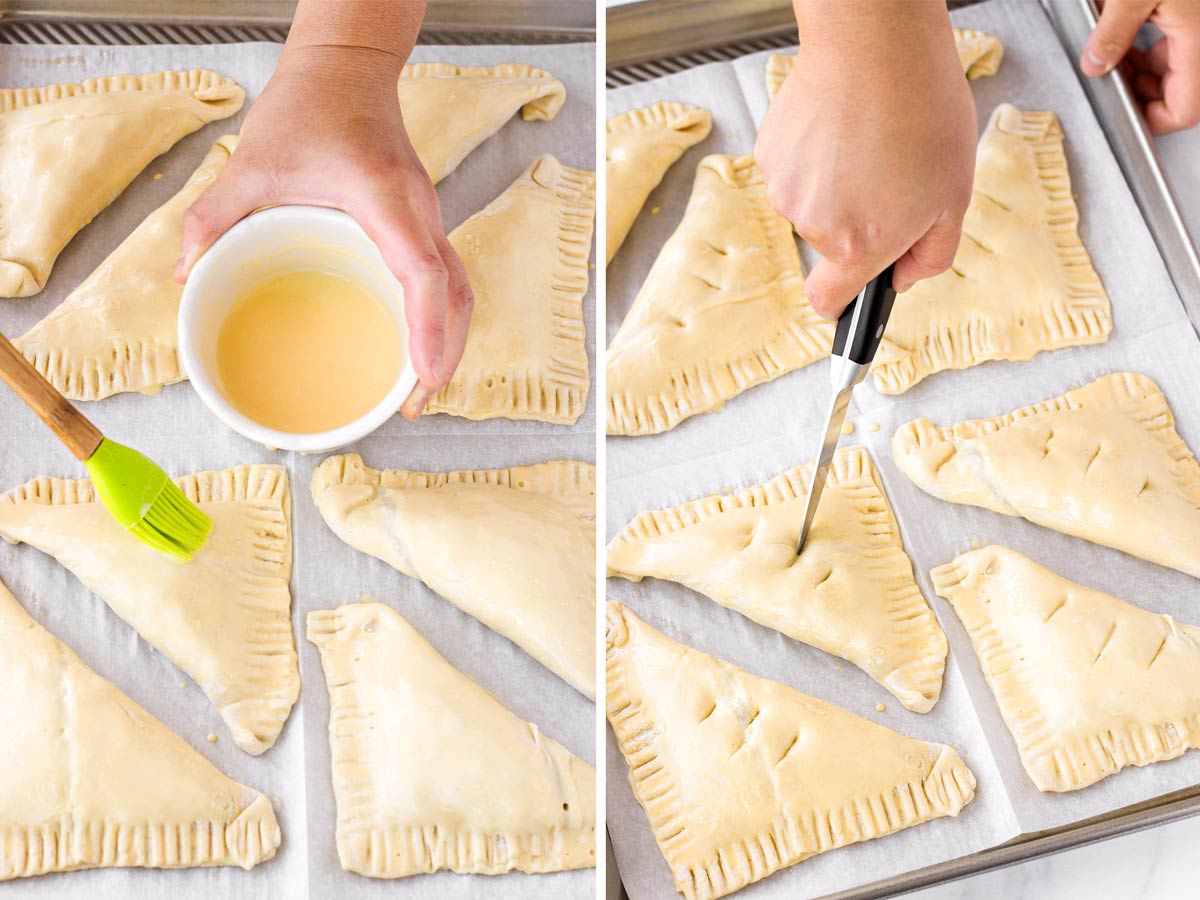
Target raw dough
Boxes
[399,62,565,184]
[934,546,1200,791]
[607,446,947,711]
[0,70,244,298]
[0,464,299,755]
[894,372,1200,578]
[15,135,237,400]
[606,101,711,265]
[764,28,1003,98]
[606,602,976,900]
[872,104,1111,393]
[311,454,596,697]
[426,154,595,424]
[606,154,830,436]
[308,601,595,877]
[0,576,279,879]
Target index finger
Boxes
[1146,33,1200,133]
[357,196,450,388]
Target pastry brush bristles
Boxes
[129,477,212,561]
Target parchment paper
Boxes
[0,40,596,900]
[605,1,1200,897]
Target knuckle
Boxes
[1177,107,1200,130]
[825,225,870,266]
[449,280,475,314]
[408,251,449,283]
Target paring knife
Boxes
[795,264,898,554]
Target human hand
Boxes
[1080,0,1200,134]
[175,43,473,420]
[754,1,977,319]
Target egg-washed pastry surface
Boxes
[606,101,711,265]
[764,27,1003,98]
[606,154,831,436]
[0,576,280,880]
[894,372,1200,578]
[399,62,564,183]
[934,546,1200,791]
[312,454,596,697]
[606,602,976,900]
[0,464,299,755]
[308,601,595,877]
[608,446,947,711]
[426,154,595,424]
[15,135,237,401]
[871,104,1111,393]
[0,70,244,298]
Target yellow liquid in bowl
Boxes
[216,270,404,434]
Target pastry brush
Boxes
[0,332,211,560]
[795,264,898,554]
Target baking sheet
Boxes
[0,40,596,900]
[605,0,1200,897]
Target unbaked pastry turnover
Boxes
[399,62,565,183]
[606,101,711,265]
[871,104,1111,394]
[15,135,237,400]
[0,70,244,298]
[0,464,299,755]
[607,446,947,711]
[426,154,595,424]
[894,372,1200,578]
[764,27,1003,99]
[606,602,976,900]
[606,154,830,436]
[312,454,596,697]
[0,576,280,880]
[308,601,596,877]
[934,546,1200,792]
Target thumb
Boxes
[805,257,885,321]
[893,211,964,293]
[1081,0,1154,76]
[174,161,267,283]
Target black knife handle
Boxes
[832,263,898,366]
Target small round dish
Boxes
[178,205,417,453]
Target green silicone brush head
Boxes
[84,438,212,561]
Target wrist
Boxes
[792,0,951,55]
[276,43,405,99]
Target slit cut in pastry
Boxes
[606,602,976,900]
[0,464,299,755]
[312,454,596,697]
[871,104,1111,394]
[308,601,596,877]
[15,135,237,401]
[0,70,244,298]
[606,101,712,265]
[426,155,595,424]
[764,28,1003,99]
[399,62,565,184]
[0,576,280,880]
[894,372,1200,578]
[607,446,947,711]
[933,546,1200,792]
[606,154,831,436]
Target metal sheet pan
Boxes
[0,0,595,43]
[604,0,1200,897]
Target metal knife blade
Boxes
[795,357,867,554]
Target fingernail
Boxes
[1086,49,1113,74]
[431,352,443,381]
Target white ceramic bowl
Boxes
[178,205,418,453]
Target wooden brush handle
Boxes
[0,333,103,461]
